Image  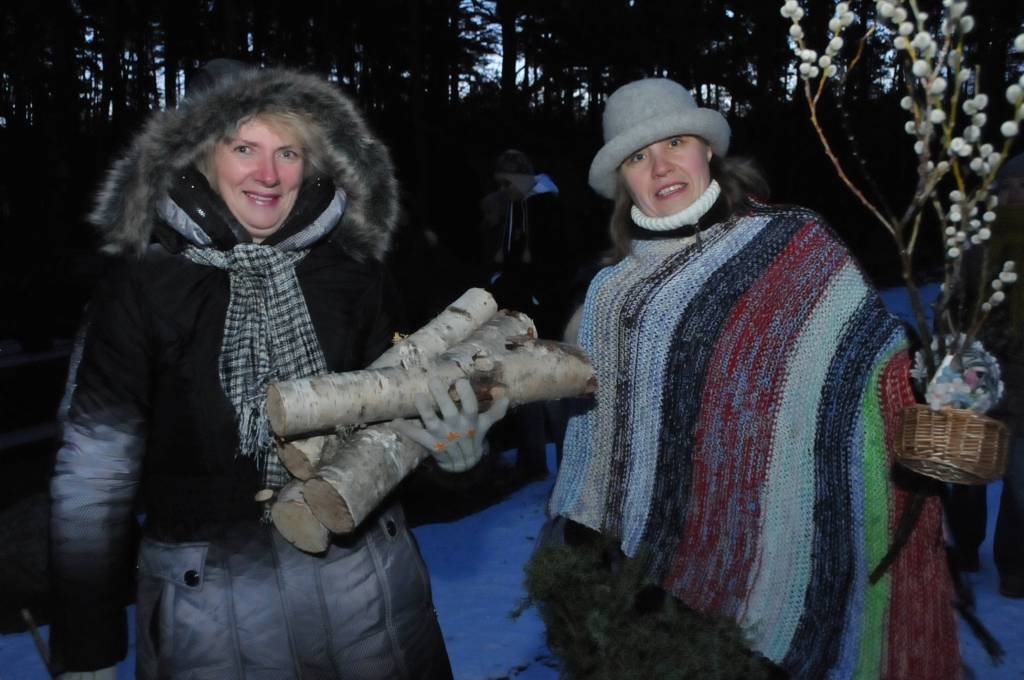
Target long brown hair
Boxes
[606,152,770,264]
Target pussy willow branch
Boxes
[900,250,940,372]
[803,80,894,237]
[804,73,939,371]
[939,41,969,195]
[845,25,874,75]
[956,138,1018,363]
[836,26,898,223]
[929,196,953,359]
[907,207,923,255]
[800,23,958,371]
[894,32,963,367]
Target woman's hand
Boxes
[395,378,509,473]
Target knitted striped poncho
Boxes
[550,204,959,679]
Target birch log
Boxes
[274,288,496,479]
[295,338,595,538]
[302,425,428,534]
[270,289,497,541]
[267,311,538,438]
[270,480,331,552]
[367,287,497,369]
[269,292,596,547]
[277,434,354,481]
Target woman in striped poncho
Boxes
[548,78,960,678]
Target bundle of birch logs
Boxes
[267,288,597,552]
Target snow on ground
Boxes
[433,460,1024,679]
[417,452,560,680]
[0,445,1022,678]
[956,481,1024,680]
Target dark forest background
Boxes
[1,0,1022,345]
[0,0,1021,634]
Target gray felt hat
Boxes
[588,78,731,199]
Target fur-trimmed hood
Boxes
[90,67,398,261]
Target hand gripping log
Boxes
[268,292,596,551]
[266,311,593,437]
[274,287,498,480]
[271,287,497,549]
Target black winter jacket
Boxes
[80,237,399,536]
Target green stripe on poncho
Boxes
[550,204,959,679]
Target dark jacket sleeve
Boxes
[354,263,408,368]
[49,263,149,672]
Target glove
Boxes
[60,667,118,680]
[395,378,509,472]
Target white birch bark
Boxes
[266,311,537,438]
[367,287,497,369]
[302,424,428,534]
[291,338,595,540]
[273,289,495,478]
[270,289,498,541]
[276,435,328,481]
[269,290,596,548]
[270,479,330,553]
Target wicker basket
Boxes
[896,404,1010,484]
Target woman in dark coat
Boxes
[50,63,500,680]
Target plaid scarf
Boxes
[183,244,327,491]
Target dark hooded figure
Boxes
[49,63,504,680]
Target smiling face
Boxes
[619,135,713,218]
[212,118,304,242]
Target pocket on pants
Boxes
[137,538,224,679]
[318,507,437,679]
[136,571,172,678]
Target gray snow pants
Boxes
[135,503,452,679]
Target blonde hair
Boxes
[196,110,326,185]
